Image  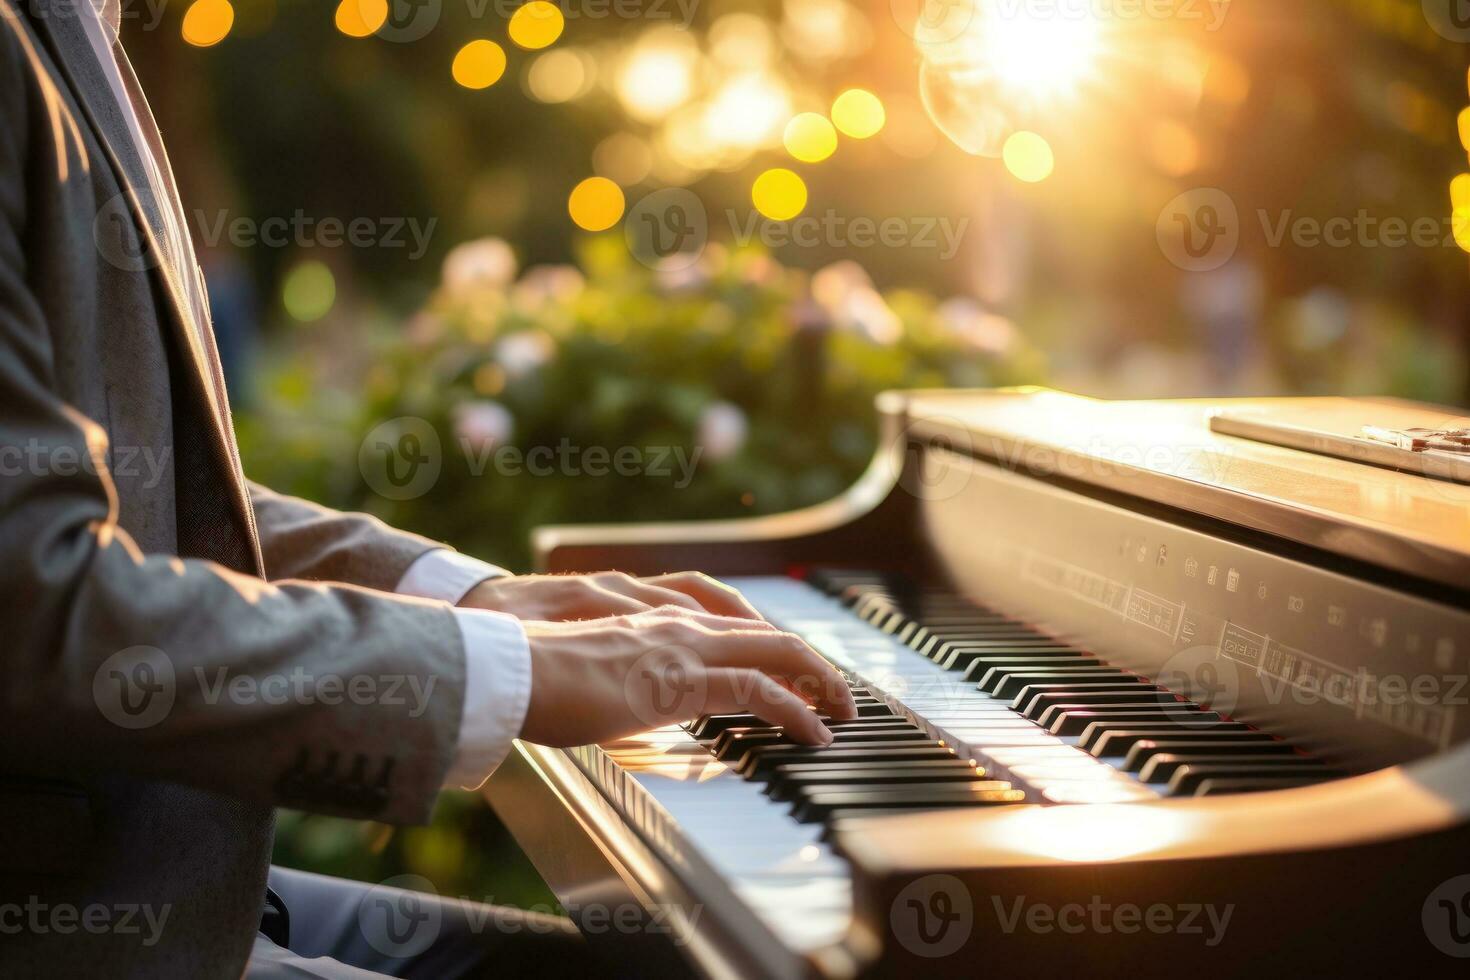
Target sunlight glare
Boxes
[979,5,1104,99]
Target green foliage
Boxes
[239,238,1045,571]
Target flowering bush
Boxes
[239,237,1045,571]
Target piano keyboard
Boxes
[567,570,1338,956]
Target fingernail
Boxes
[818,726,834,746]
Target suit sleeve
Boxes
[0,13,465,824]
[248,481,445,591]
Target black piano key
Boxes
[946,652,1095,675]
[1140,753,1324,784]
[921,636,1068,660]
[1167,763,1338,796]
[1082,725,1261,756]
[771,758,979,779]
[1029,690,1176,728]
[1049,706,1221,736]
[1124,741,1298,774]
[769,770,999,802]
[1014,684,1167,716]
[689,713,759,740]
[981,669,1143,700]
[1034,698,1193,731]
[713,725,921,761]
[1193,776,1334,796]
[737,744,956,779]
[794,785,1026,823]
[903,623,1038,648]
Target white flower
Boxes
[697,401,748,463]
[442,238,518,294]
[654,255,709,294]
[938,297,1017,356]
[452,400,514,454]
[495,330,556,378]
[811,261,901,345]
[513,265,584,310]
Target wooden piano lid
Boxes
[897,387,1470,595]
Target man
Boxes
[0,1,855,976]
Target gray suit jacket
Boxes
[0,2,474,975]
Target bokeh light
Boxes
[526,48,593,103]
[508,1,564,51]
[1002,130,1054,183]
[453,40,507,90]
[568,177,626,231]
[593,133,654,185]
[282,261,336,322]
[751,168,807,221]
[1149,120,1200,177]
[705,74,792,151]
[831,89,885,139]
[182,0,234,48]
[976,4,1104,99]
[616,29,698,123]
[784,113,838,163]
[334,0,387,38]
[709,13,776,69]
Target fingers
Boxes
[695,630,858,721]
[642,572,764,620]
[591,572,706,614]
[703,669,833,745]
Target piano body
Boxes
[484,388,1470,978]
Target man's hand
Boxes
[517,609,858,748]
[460,570,763,622]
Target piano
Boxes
[484,388,1470,977]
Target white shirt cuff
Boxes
[396,549,511,605]
[441,607,533,790]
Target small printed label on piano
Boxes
[1126,589,1183,637]
[1220,623,1265,669]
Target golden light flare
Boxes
[783,112,838,163]
[1002,130,1054,183]
[751,168,807,221]
[1149,120,1200,177]
[526,48,593,103]
[593,132,654,185]
[568,177,626,231]
[453,40,507,90]
[1453,174,1470,210]
[182,0,234,48]
[508,1,565,51]
[334,0,387,38]
[615,29,698,122]
[831,88,885,139]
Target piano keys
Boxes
[485,389,1470,978]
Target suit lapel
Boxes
[25,1,263,574]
